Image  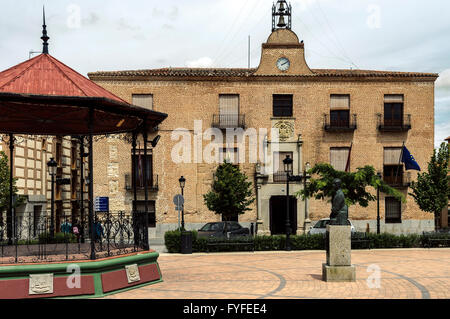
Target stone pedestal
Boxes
[322,225,356,282]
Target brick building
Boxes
[88,1,438,237]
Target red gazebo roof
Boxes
[0,54,167,136]
[0,53,127,103]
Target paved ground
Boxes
[104,248,450,299]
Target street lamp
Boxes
[47,157,57,237]
[304,162,311,229]
[283,155,293,251]
[179,176,186,230]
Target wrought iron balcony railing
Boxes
[125,173,158,191]
[273,172,288,183]
[212,114,246,129]
[378,114,411,132]
[324,114,357,132]
[383,174,410,188]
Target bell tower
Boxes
[272,0,292,31]
[254,1,313,76]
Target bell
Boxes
[278,1,286,12]
[277,15,286,28]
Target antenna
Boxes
[248,35,251,68]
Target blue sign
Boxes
[95,197,109,212]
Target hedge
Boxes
[164,230,450,253]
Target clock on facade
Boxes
[276,57,290,71]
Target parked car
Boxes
[197,221,250,239]
[308,218,356,235]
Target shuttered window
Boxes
[219,95,239,127]
[385,197,401,223]
[330,94,350,110]
[384,147,402,165]
[330,147,350,171]
[132,94,153,110]
[384,95,404,103]
[273,95,293,117]
[219,147,239,164]
[273,151,292,182]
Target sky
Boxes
[1,0,449,148]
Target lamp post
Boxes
[179,176,186,230]
[376,172,381,234]
[283,155,293,251]
[304,162,311,231]
[47,157,57,237]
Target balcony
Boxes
[212,114,246,129]
[125,173,159,191]
[324,114,357,132]
[378,114,411,132]
[383,174,410,188]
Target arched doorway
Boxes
[270,196,297,235]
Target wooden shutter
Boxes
[219,95,239,115]
[330,95,350,110]
[330,148,350,171]
[384,95,404,103]
[132,94,153,110]
[385,197,401,223]
[384,147,402,165]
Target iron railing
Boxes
[324,113,357,132]
[378,114,411,131]
[212,114,246,129]
[383,174,411,188]
[125,173,158,191]
[0,210,149,264]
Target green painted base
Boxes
[0,251,163,299]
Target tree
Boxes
[409,142,449,230]
[296,164,405,207]
[203,161,255,221]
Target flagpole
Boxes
[394,141,405,185]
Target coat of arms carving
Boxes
[29,274,54,295]
[125,264,141,283]
[273,120,294,141]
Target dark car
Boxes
[197,221,250,239]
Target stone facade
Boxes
[88,26,438,237]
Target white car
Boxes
[308,218,356,234]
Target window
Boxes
[385,197,401,223]
[330,95,350,127]
[330,147,350,171]
[384,95,404,126]
[133,200,156,227]
[273,151,292,182]
[219,147,239,164]
[383,147,403,185]
[273,94,293,117]
[132,150,153,188]
[219,94,239,127]
[132,94,153,110]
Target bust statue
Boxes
[329,178,349,225]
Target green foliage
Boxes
[203,161,255,220]
[38,232,77,244]
[296,163,405,207]
[164,231,450,253]
[409,142,450,224]
[0,151,25,213]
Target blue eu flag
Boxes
[401,146,421,171]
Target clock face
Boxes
[276,57,290,71]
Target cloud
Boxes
[436,68,450,91]
[82,12,100,26]
[117,18,141,31]
[435,121,450,148]
[185,57,214,68]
